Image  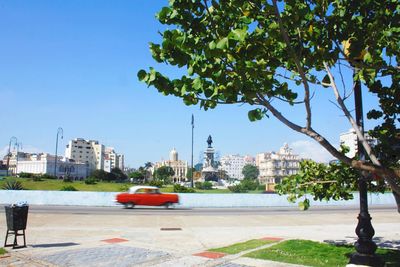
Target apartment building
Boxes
[65,138,124,173]
[339,128,378,158]
[219,154,250,180]
[256,143,301,185]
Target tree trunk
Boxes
[393,191,400,213]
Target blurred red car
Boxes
[115,186,179,208]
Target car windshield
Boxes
[130,188,160,194]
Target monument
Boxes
[202,135,218,182]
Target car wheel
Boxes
[164,202,173,209]
[125,202,135,209]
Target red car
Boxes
[115,186,179,208]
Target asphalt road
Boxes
[9,204,397,216]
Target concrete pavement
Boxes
[1,206,399,266]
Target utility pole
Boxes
[54,127,64,178]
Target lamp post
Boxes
[54,127,64,178]
[15,142,22,176]
[6,136,17,176]
[348,63,382,266]
[191,114,194,188]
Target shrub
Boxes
[84,178,97,185]
[32,176,42,182]
[173,184,196,193]
[241,179,259,191]
[40,174,57,179]
[63,177,73,183]
[195,181,213,190]
[19,172,34,178]
[119,184,130,192]
[2,180,24,190]
[149,180,164,188]
[60,185,78,191]
[228,184,247,193]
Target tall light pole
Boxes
[54,127,64,178]
[191,114,194,188]
[15,142,22,176]
[349,63,382,266]
[6,136,17,176]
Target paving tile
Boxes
[193,251,226,259]
[35,244,169,267]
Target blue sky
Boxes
[0,1,382,168]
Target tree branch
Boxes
[272,0,312,129]
[323,62,400,196]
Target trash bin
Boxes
[4,204,29,248]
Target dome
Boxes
[169,148,178,161]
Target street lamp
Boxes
[191,114,194,188]
[345,48,382,266]
[54,127,64,178]
[15,142,22,176]
[6,136,17,176]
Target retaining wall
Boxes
[0,190,395,208]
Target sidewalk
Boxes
[1,207,399,266]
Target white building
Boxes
[339,128,378,158]
[8,152,89,179]
[65,138,124,173]
[154,148,188,183]
[256,143,301,185]
[219,154,250,180]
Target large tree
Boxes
[155,166,175,183]
[242,164,259,180]
[138,0,399,210]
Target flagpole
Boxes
[191,114,194,188]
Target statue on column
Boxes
[207,135,213,148]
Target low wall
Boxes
[0,190,395,208]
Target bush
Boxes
[60,185,78,191]
[32,176,42,182]
[241,179,259,191]
[257,184,266,191]
[149,180,164,188]
[228,184,247,193]
[63,177,73,183]
[84,177,97,185]
[173,184,195,193]
[40,174,57,179]
[195,181,213,190]
[19,172,34,178]
[2,180,24,190]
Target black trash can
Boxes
[4,204,29,248]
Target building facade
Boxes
[154,148,188,183]
[6,152,89,179]
[65,138,124,174]
[219,154,249,180]
[256,143,301,185]
[339,128,378,158]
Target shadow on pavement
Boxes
[324,237,400,250]
[31,242,80,248]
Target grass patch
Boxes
[208,239,278,254]
[0,178,266,193]
[0,248,7,255]
[244,239,400,267]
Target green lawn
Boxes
[0,177,264,193]
[0,248,6,255]
[208,239,278,254]
[0,178,131,192]
[244,240,400,267]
